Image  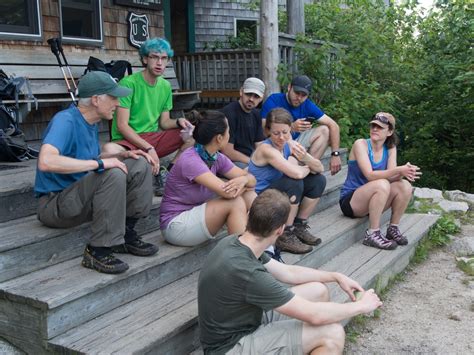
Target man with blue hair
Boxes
[107,38,193,191]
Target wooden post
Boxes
[260,0,280,95]
[288,0,305,35]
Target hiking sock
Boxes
[294,217,307,225]
[368,228,380,234]
[125,217,139,243]
[87,245,112,257]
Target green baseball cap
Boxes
[77,71,132,98]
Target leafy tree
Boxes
[280,0,473,192]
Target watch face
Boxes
[332,151,340,156]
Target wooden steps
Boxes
[46,214,438,355]
[0,146,441,354]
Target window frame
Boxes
[59,0,104,46]
[233,18,259,43]
[0,0,42,41]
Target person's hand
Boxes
[330,155,342,175]
[400,162,422,182]
[292,119,312,133]
[222,176,248,197]
[288,140,307,161]
[144,148,161,176]
[102,157,128,174]
[335,273,364,301]
[357,289,383,313]
[122,149,160,175]
[177,117,194,130]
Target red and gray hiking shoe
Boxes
[276,229,313,254]
[386,225,408,245]
[362,230,397,250]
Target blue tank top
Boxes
[248,138,291,194]
[340,139,388,200]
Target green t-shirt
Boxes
[111,71,173,141]
[198,235,295,355]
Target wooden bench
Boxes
[199,89,240,109]
[0,49,201,122]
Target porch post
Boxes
[288,0,305,35]
[260,0,280,95]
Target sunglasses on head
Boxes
[372,113,390,125]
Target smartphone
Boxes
[304,116,317,123]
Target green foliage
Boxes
[412,214,460,264]
[228,27,259,50]
[280,0,473,192]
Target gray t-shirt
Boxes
[198,235,294,354]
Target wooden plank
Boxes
[200,89,240,99]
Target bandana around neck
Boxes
[194,143,218,168]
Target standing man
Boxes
[221,77,266,168]
[107,37,193,177]
[198,189,382,354]
[35,71,158,274]
[261,75,342,175]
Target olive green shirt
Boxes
[198,235,294,354]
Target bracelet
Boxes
[145,147,154,153]
[176,118,181,128]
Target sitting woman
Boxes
[248,108,326,255]
[339,112,421,250]
[159,110,256,247]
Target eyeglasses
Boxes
[372,113,390,125]
[147,55,169,62]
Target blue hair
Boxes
[139,37,174,60]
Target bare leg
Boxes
[290,282,345,355]
[286,204,299,226]
[242,189,257,210]
[308,125,330,160]
[205,196,247,235]
[384,180,413,225]
[350,179,391,229]
[297,197,320,220]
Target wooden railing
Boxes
[173,34,336,107]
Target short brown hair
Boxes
[246,189,291,238]
[265,108,293,131]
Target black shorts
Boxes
[339,191,355,218]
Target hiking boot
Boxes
[111,237,159,257]
[264,247,285,263]
[386,225,408,245]
[276,229,313,254]
[153,167,168,197]
[293,221,322,246]
[362,230,397,250]
[82,245,129,274]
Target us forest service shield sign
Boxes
[127,12,150,48]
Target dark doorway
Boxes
[170,0,188,54]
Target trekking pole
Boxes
[55,38,78,91]
[47,37,76,102]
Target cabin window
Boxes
[234,19,258,43]
[0,0,42,40]
[60,0,103,45]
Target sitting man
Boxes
[221,77,266,168]
[198,189,382,354]
[107,37,194,185]
[261,75,342,175]
[35,71,158,275]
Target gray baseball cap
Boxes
[291,75,312,95]
[77,71,132,98]
[242,77,265,98]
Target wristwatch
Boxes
[94,159,105,173]
[331,151,340,157]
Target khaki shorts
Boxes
[296,126,318,149]
[162,203,213,246]
[226,311,303,355]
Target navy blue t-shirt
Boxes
[34,104,100,196]
[260,93,325,139]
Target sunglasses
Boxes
[372,113,390,125]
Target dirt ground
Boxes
[344,224,474,355]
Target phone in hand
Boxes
[304,116,317,123]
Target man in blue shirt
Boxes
[261,75,342,176]
[35,71,158,274]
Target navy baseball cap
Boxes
[291,75,312,95]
